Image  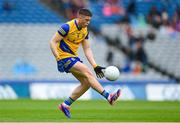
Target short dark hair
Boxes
[78,8,92,17]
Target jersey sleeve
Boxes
[85,32,89,39]
[57,24,70,37]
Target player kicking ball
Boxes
[50,8,121,118]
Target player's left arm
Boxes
[82,39,105,78]
[82,39,97,68]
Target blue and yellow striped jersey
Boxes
[56,19,89,60]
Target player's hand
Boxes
[94,66,105,78]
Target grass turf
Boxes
[0,99,180,122]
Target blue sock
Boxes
[101,90,109,100]
[64,97,75,106]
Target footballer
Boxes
[50,8,121,118]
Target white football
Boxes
[104,66,120,81]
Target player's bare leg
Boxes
[70,62,121,104]
[70,62,104,94]
[59,70,90,118]
[59,62,120,118]
[70,72,90,100]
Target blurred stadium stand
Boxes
[0,0,65,23]
[1,0,180,101]
[0,0,179,83]
[144,32,180,79]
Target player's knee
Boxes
[86,84,90,89]
[83,70,94,79]
[82,82,90,88]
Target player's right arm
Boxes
[50,23,69,60]
[50,32,63,60]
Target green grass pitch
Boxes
[0,99,180,122]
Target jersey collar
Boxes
[74,19,82,31]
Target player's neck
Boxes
[76,19,82,30]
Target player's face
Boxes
[78,15,91,28]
